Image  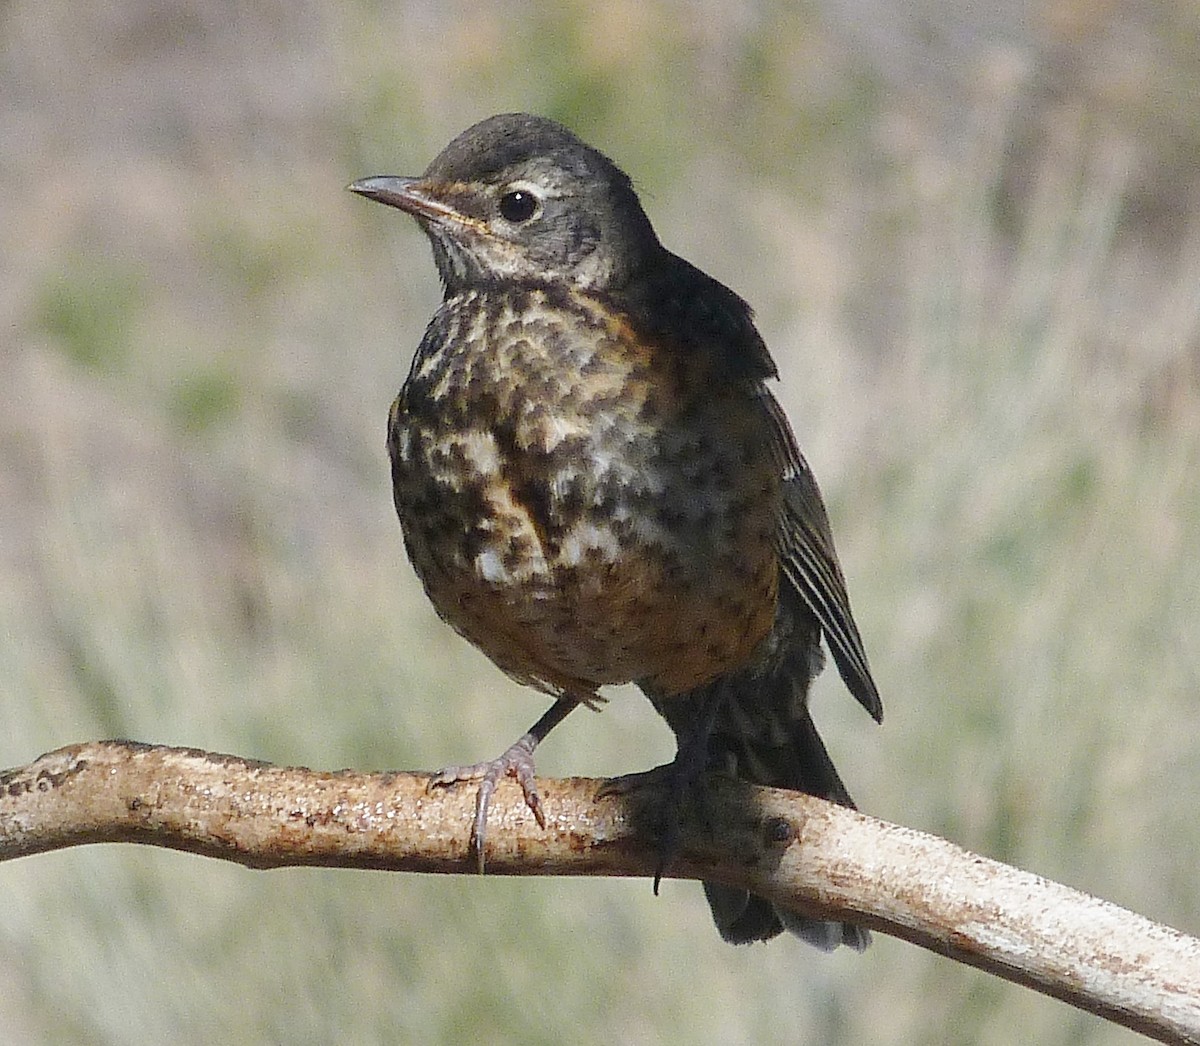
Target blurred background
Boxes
[2,1,1198,1043]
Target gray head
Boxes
[349,113,662,294]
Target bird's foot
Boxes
[598,757,703,895]
[428,733,544,874]
[596,762,676,799]
[428,699,578,873]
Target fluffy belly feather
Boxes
[389,288,780,699]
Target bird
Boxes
[349,113,882,948]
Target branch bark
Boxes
[2,741,1197,1044]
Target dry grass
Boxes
[2,2,1198,1043]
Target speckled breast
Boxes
[388,286,780,699]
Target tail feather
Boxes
[705,693,870,949]
[643,587,874,949]
[704,881,870,950]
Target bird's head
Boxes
[349,113,661,295]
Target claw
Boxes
[594,762,689,894]
[429,734,544,872]
[597,687,727,894]
[595,763,674,799]
[425,699,578,872]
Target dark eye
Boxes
[499,189,539,223]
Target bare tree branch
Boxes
[2,741,1197,1044]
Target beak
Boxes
[347,176,463,224]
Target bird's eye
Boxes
[498,189,540,223]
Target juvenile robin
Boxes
[349,113,882,948]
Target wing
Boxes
[761,390,883,722]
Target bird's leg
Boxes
[598,684,728,894]
[427,697,579,873]
[650,685,727,893]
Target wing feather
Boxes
[761,390,882,721]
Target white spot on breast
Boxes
[475,549,511,584]
[392,427,413,463]
[558,521,622,566]
[538,414,581,451]
[459,430,501,474]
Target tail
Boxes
[643,590,873,950]
[702,694,869,949]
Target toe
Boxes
[471,777,498,874]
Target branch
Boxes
[2,741,1197,1044]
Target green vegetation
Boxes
[35,255,145,372]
